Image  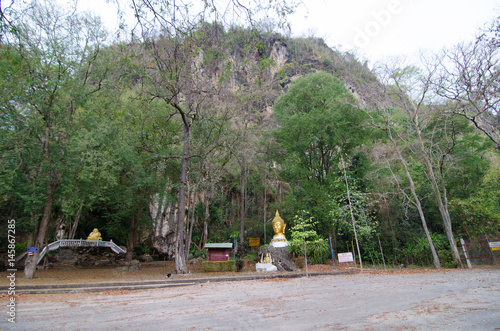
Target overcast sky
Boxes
[289,0,499,64]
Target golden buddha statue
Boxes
[87,228,102,241]
[270,211,289,247]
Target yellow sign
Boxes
[249,237,260,247]
[490,241,500,251]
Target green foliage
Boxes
[288,211,330,264]
[244,252,258,261]
[15,241,28,255]
[134,245,148,256]
[190,247,207,259]
[271,71,371,236]
[402,233,454,267]
[202,260,236,272]
[306,239,330,264]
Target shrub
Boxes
[243,252,257,261]
[15,241,27,255]
[289,238,330,264]
[202,260,236,272]
[307,239,330,264]
[133,245,144,256]
[190,247,207,259]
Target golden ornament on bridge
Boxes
[87,228,102,241]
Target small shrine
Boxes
[204,243,233,261]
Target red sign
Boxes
[208,248,230,261]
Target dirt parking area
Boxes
[1,266,499,330]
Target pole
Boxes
[378,235,386,270]
[264,184,267,244]
[341,153,363,271]
[303,220,308,277]
[460,238,472,268]
[485,235,497,265]
[233,238,236,260]
[329,237,336,270]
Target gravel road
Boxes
[2,268,499,330]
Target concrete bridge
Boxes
[14,239,127,267]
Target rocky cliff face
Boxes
[224,32,382,122]
[149,30,384,260]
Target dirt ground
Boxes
[1,259,345,286]
[0,259,459,286]
[1,266,499,330]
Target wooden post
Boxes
[378,236,386,270]
[485,235,498,265]
[460,238,472,269]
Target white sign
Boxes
[338,252,354,263]
[489,241,500,251]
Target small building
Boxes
[204,243,233,261]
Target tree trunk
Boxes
[126,207,142,262]
[175,116,190,274]
[240,157,246,245]
[413,122,463,266]
[69,203,83,239]
[263,179,267,244]
[201,185,211,249]
[185,190,196,261]
[388,130,441,269]
[24,171,59,279]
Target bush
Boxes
[438,250,458,268]
[133,245,144,256]
[307,239,330,264]
[15,241,27,255]
[289,238,330,264]
[190,247,207,259]
[288,240,303,256]
[236,260,244,272]
[243,252,257,261]
[202,260,236,272]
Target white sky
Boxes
[73,0,499,65]
[289,0,500,65]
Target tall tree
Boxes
[435,17,500,151]
[377,62,462,266]
[272,71,369,234]
[0,0,107,278]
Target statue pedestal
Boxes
[270,234,288,248]
[270,241,289,248]
[258,246,297,271]
[255,263,278,272]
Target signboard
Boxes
[489,241,500,251]
[338,252,354,263]
[27,247,38,253]
[249,237,260,247]
[208,249,230,261]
